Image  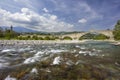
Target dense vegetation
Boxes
[62,36,72,40]
[79,33,109,40]
[113,20,120,40]
[17,35,60,40]
[0,26,19,39]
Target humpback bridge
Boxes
[61,30,114,40]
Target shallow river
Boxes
[0,41,120,80]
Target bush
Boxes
[93,34,109,40]
[62,36,72,40]
[32,35,38,40]
[54,36,59,40]
[79,33,109,40]
[44,36,55,40]
[17,36,30,40]
[38,37,43,40]
[44,36,51,40]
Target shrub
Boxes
[38,37,43,40]
[79,33,109,40]
[93,34,109,40]
[62,36,72,40]
[32,35,38,40]
[44,36,51,40]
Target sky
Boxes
[0,0,120,32]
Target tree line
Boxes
[113,20,120,40]
[0,26,19,39]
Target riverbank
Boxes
[0,40,119,45]
[0,40,86,45]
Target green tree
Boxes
[4,27,18,39]
[4,29,11,39]
[0,27,4,38]
[113,20,120,40]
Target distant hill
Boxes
[0,26,83,35]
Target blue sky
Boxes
[0,0,120,32]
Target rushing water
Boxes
[0,41,120,80]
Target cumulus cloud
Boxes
[78,18,87,23]
[0,8,73,32]
[42,8,49,13]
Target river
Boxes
[0,41,120,80]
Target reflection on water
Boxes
[0,41,120,80]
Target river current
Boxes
[0,41,120,80]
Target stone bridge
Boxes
[61,30,114,40]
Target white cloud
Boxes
[78,18,87,24]
[0,8,73,32]
[50,15,57,20]
[42,8,49,13]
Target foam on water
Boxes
[4,75,16,80]
[23,51,45,64]
[23,49,71,64]
[75,45,86,49]
[0,63,6,68]
[52,56,62,65]
[79,51,91,54]
[23,57,36,64]
[79,50,99,56]
[0,62,9,68]
[92,48,102,53]
[75,45,81,48]
[81,47,86,50]
[1,49,16,53]
[34,51,44,56]
[30,68,38,74]
[78,47,103,56]
[49,49,67,53]
[18,47,32,52]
